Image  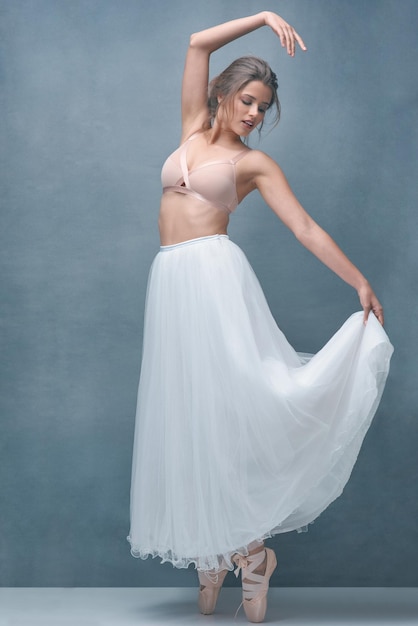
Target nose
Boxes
[249,102,258,117]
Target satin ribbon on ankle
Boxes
[233,554,249,578]
[202,570,222,585]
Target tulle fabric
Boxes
[128,234,393,572]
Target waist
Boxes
[160,234,230,251]
[159,192,230,246]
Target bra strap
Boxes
[232,149,251,164]
[184,130,204,142]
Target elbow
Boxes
[189,32,211,52]
[189,32,204,49]
[293,219,316,246]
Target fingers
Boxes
[358,283,385,327]
[371,298,385,326]
[267,14,307,56]
[293,30,307,53]
[363,304,385,326]
[280,25,307,56]
[285,26,307,56]
[286,26,295,56]
[277,28,286,50]
[363,306,371,325]
[374,306,385,326]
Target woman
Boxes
[128,10,393,623]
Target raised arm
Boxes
[180,11,307,141]
[245,151,384,325]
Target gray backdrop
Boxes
[1,0,417,587]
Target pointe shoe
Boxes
[233,547,277,623]
[198,567,229,615]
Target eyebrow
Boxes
[241,93,270,107]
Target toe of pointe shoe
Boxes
[198,589,217,615]
[243,599,267,623]
[198,569,228,615]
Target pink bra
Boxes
[161,133,250,214]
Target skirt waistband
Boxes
[160,234,229,252]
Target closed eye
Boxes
[241,99,267,114]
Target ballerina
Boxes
[128,10,393,623]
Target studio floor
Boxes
[0,587,417,625]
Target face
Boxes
[218,81,273,137]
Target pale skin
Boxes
[158,10,384,328]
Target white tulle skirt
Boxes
[128,234,393,572]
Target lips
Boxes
[242,120,254,129]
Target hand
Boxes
[262,11,307,57]
[357,282,384,326]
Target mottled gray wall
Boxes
[1,0,417,587]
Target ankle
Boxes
[247,540,264,554]
[247,542,266,575]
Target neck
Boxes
[207,121,244,147]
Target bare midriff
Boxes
[158,191,229,246]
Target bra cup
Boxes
[188,169,236,210]
[161,155,179,188]
[161,138,248,213]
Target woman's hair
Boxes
[208,56,280,134]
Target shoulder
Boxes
[235,148,284,199]
[237,148,282,177]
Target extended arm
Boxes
[181,12,306,140]
[248,151,384,325]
